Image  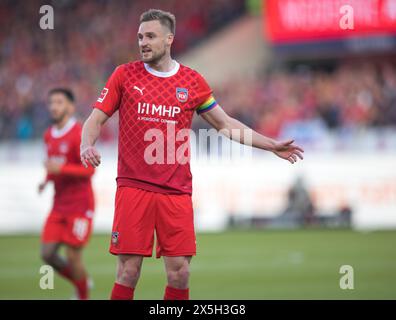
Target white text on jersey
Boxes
[138,102,181,118]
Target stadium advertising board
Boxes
[264,0,396,43]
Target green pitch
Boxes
[0,229,395,299]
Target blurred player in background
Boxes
[80,9,303,300]
[38,88,95,300]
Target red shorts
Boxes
[41,210,94,247]
[110,186,196,258]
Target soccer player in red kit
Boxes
[80,9,304,300]
[39,88,95,300]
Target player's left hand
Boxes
[272,139,304,164]
[45,160,62,174]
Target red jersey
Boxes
[44,119,95,214]
[94,60,217,195]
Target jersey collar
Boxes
[143,60,180,78]
[50,117,76,139]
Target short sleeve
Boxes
[194,73,218,115]
[93,65,124,117]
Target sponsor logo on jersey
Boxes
[137,102,181,118]
[97,87,109,103]
[176,87,188,102]
[133,85,145,95]
[48,155,66,164]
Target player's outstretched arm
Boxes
[80,108,109,168]
[200,105,304,164]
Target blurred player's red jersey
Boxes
[44,119,95,214]
[94,60,215,194]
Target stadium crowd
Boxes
[0,0,244,140]
[207,60,396,140]
[1,1,396,142]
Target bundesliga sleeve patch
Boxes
[97,87,109,103]
[196,95,218,114]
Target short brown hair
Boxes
[140,9,176,35]
[49,88,75,103]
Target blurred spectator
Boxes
[282,176,315,227]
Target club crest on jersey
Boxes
[111,231,119,245]
[176,87,188,103]
[59,142,69,154]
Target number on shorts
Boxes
[72,218,89,241]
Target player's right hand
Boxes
[38,181,47,194]
[80,145,101,168]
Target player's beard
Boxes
[51,110,68,125]
[141,47,167,64]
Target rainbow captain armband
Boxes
[196,95,218,114]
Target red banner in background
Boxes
[264,0,396,43]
